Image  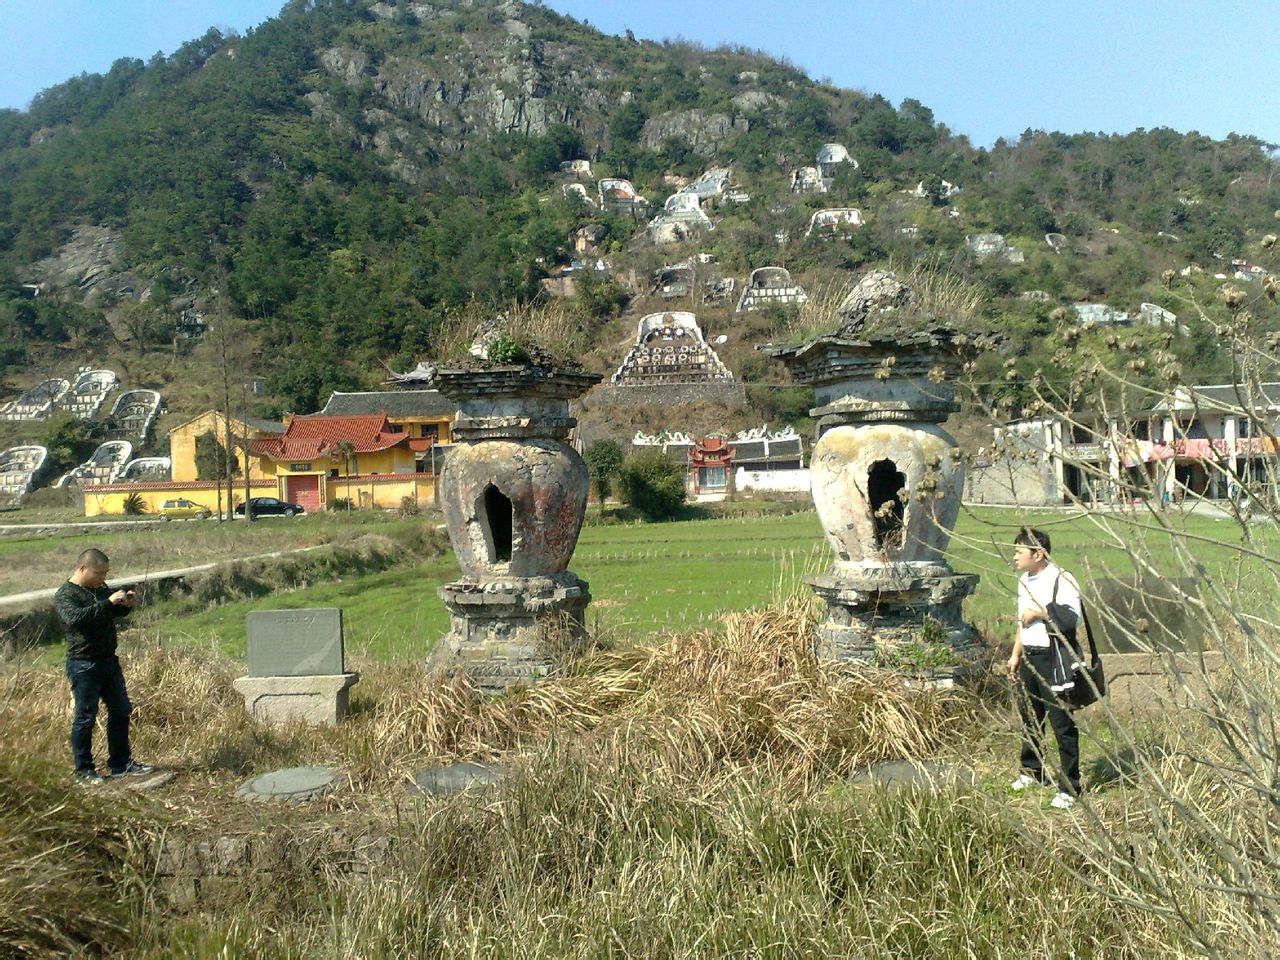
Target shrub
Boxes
[122,491,148,515]
[616,450,686,519]
[583,439,624,502]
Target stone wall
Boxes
[965,456,1059,506]
[147,826,392,908]
[736,467,810,493]
[584,382,746,409]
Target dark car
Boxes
[234,496,304,518]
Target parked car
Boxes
[234,496,305,517]
[157,498,210,520]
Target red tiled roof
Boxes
[248,414,409,462]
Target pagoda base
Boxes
[807,568,983,685]
[429,574,590,693]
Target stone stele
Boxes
[232,608,359,726]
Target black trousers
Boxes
[66,656,133,774]
[1017,648,1080,793]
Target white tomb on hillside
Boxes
[736,267,808,312]
[57,441,132,487]
[0,378,70,421]
[791,166,827,194]
[611,312,733,386]
[0,445,49,506]
[57,369,118,419]
[805,208,864,237]
[109,389,163,442]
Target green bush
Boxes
[583,439,624,502]
[616,450,686,519]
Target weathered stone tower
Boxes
[428,366,601,692]
[764,272,982,680]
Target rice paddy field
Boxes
[99,501,1276,663]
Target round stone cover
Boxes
[408,761,508,798]
[235,766,340,803]
[847,759,978,790]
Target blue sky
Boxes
[2,0,1277,148]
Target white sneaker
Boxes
[1010,773,1038,792]
[1050,791,1076,810]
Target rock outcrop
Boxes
[640,109,747,158]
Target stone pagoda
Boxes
[763,271,984,679]
[428,364,602,692]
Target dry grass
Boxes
[899,256,986,325]
[6,594,1280,956]
[785,273,858,342]
[783,262,986,345]
[429,298,590,368]
[373,596,963,790]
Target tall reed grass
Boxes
[3,593,1275,957]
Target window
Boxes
[480,486,513,563]
[699,466,726,490]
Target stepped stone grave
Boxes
[0,377,69,421]
[965,233,1024,264]
[736,267,808,312]
[235,766,341,804]
[1073,303,1130,326]
[791,166,826,194]
[232,608,359,725]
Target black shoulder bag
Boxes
[1046,575,1106,710]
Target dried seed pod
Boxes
[1217,284,1247,310]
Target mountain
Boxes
[0,0,1277,437]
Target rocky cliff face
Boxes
[315,6,617,159]
[640,109,749,158]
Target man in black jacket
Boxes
[53,548,152,784]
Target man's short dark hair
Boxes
[76,548,109,569]
[1014,527,1051,555]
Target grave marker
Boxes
[246,608,345,677]
[1091,576,1204,654]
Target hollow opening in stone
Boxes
[479,485,514,564]
[868,459,907,550]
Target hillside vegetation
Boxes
[0,0,1278,439]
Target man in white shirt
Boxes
[1006,527,1081,809]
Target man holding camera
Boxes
[53,547,153,784]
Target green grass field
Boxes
[137,504,1273,663]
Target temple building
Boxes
[632,425,806,500]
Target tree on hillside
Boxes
[41,413,99,475]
